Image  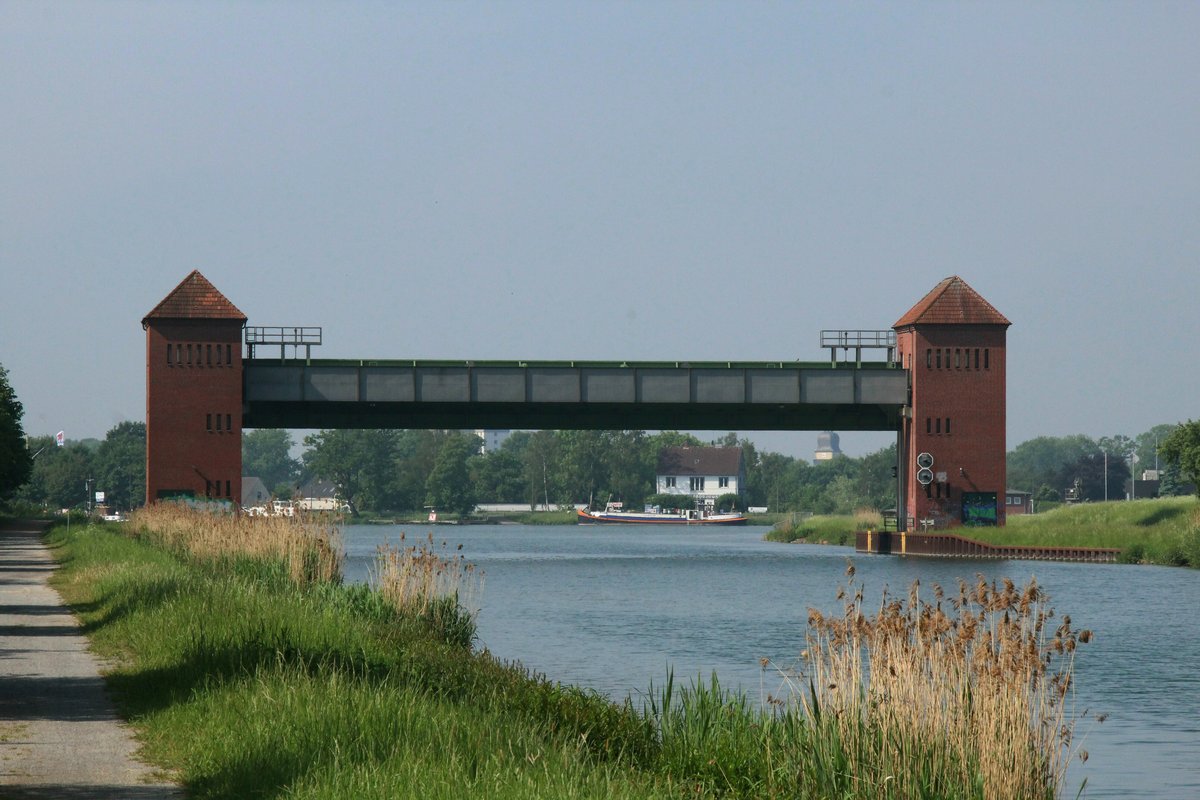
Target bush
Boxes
[646,493,694,511]
[715,493,741,512]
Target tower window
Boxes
[926,349,932,369]
[955,348,961,369]
[974,348,980,370]
[215,413,222,432]
[936,349,942,369]
[227,344,233,365]
[936,418,941,434]
[925,483,932,499]
[984,349,990,369]
[206,344,212,365]
[926,417,932,434]
[166,343,173,365]
[226,413,232,432]
[206,413,212,431]
[225,480,232,498]
[187,344,192,364]
[945,418,952,435]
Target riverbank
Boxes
[971,496,1200,566]
[45,511,1087,799]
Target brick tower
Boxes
[893,277,1010,528]
[142,271,247,505]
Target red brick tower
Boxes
[142,271,247,505]
[893,277,1010,528]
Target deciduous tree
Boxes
[0,363,32,501]
[1159,420,1200,498]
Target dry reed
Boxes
[792,560,1090,800]
[852,507,884,530]
[129,503,343,585]
[372,531,484,616]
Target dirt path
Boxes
[0,521,181,799]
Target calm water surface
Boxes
[342,524,1200,799]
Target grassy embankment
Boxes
[49,506,1090,799]
[971,496,1200,566]
[764,509,882,545]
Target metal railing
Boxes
[820,329,897,365]
[245,327,323,360]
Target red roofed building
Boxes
[894,276,1010,527]
[142,271,247,505]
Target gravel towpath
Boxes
[0,521,181,799]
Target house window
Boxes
[689,477,705,492]
[719,477,730,489]
[665,476,676,488]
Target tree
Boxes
[0,363,33,501]
[472,448,526,503]
[1159,420,1200,498]
[1007,435,1099,495]
[243,429,301,496]
[302,429,398,514]
[94,421,145,510]
[425,432,479,516]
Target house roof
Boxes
[656,446,743,477]
[142,270,247,325]
[893,276,1010,328]
[241,476,270,506]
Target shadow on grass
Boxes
[1136,505,1189,526]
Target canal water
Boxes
[341,524,1200,799]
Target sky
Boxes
[3,2,1198,461]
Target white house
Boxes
[655,446,745,508]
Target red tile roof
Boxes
[893,276,1010,328]
[657,446,743,477]
[142,270,247,324]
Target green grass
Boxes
[972,496,1200,566]
[764,514,858,545]
[44,520,1089,799]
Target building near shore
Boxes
[655,446,744,508]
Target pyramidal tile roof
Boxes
[893,276,1010,328]
[142,270,246,324]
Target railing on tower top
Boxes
[820,330,897,366]
[245,327,323,360]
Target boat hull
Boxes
[576,509,748,526]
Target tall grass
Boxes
[788,562,1088,800]
[372,532,485,648]
[129,503,343,585]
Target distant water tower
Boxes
[814,431,842,463]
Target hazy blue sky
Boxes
[3,2,1198,460]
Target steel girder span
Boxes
[242,359,908,432]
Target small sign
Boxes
[55,431,65,447]
[94,491,105,503]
